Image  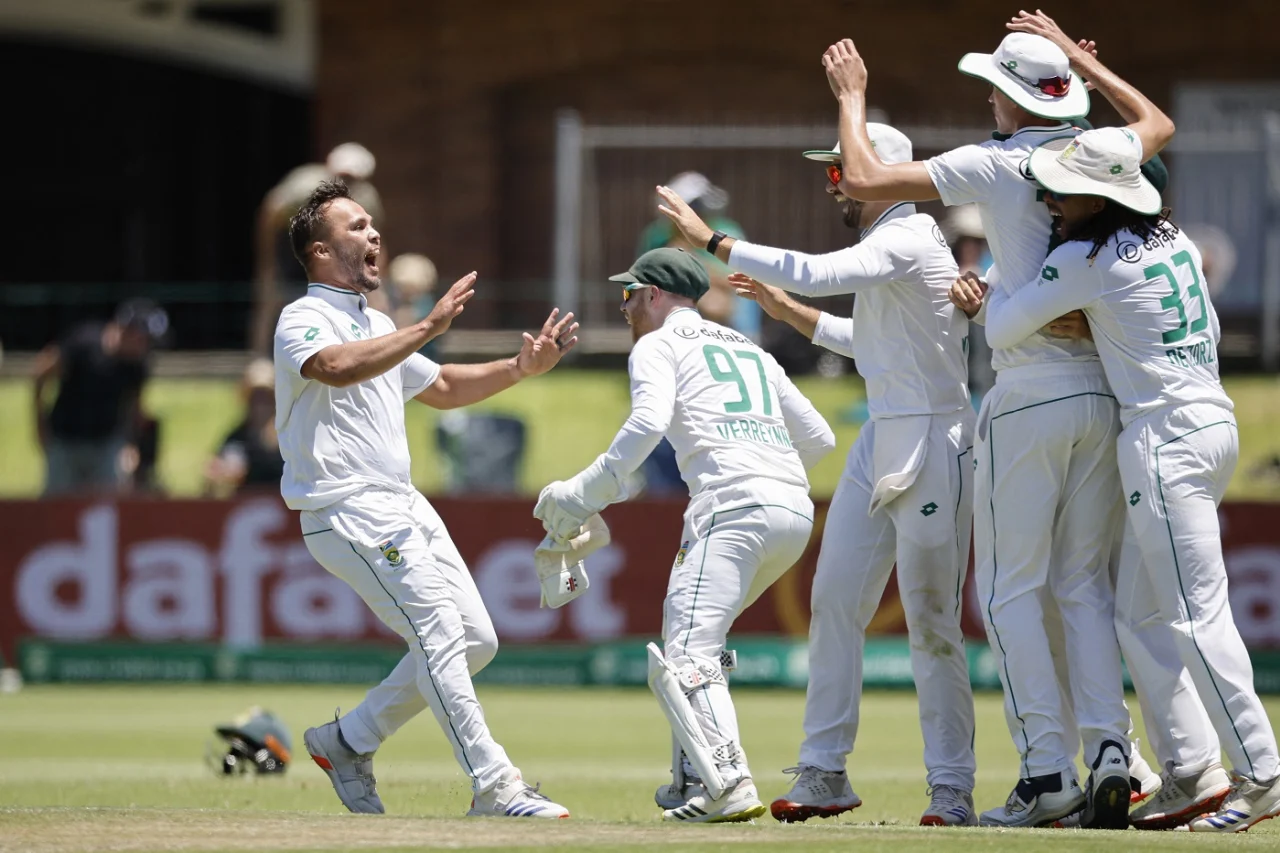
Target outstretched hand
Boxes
[424,272,477,338]
[728,273,795,322]
[656,186,714,249]
[515,308,579,377]
[823,38,868,98]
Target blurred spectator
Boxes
[205,358,283,496]
[385,253,442,360]
[1183,224,1238,298]
[942,204,995,401]
[251,142,385,353]
[639,172,759,340]
[33,299,168,497]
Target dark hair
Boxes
[1069,199,1172,263]
[289,179,352,272]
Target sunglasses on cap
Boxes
[999,61,1071,97]
[621,283,652,303]
[825,164,842,186]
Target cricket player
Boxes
[970,125,1280,833]
[655,124,978,826]
[534,247,836,823]
[817,15,1171,827]
[276,180,578,819]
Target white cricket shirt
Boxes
[599,308,833,498]
[925,125,1102,372]
[273,283,442,510]
[728,203,970,419]
[984,225,1232,427]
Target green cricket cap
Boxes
[608,247,710,302]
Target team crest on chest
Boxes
[379,540,404,567]
[674,540,690,567]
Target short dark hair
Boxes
[1069,200,1171,263]
[289,179,352,272]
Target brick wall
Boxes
[317,0,1276,323]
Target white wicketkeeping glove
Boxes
[534,514,611,608]
[533,455,631,541]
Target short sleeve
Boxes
[275,305,340,378]
[402,352,442,401]
[924,144,999,207]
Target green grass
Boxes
[1,684,1277,852]
[2,371,1278,501]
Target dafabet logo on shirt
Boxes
[378,540,404,567]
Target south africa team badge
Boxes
[379,540,404,567]
[674,540,690,568]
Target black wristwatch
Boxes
[706,230,729,255]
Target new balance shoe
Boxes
[770,765,862,823]
[467,767,570,819]
[303,715,384,814]
[1130,762,1230,830]
[665,777,766,823]
[1185,773,1280,833]
[1079,740,1131,830]
[979,770,1085,827]
[1129,744,1161,805]
[920,784,977,826]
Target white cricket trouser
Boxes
[798,413,977,790]
[663,480,814,778]
[301,487,513,793]
[974,363,1130,778]
[1113,523,1221,776]
[1117,403,1280,783]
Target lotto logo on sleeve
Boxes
[1041,265,1059,283]
[378,540,404,567]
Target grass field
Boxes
[1,685,1278,852]
[3,371,1280,501]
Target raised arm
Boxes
[730,274,855,359]
[824,40,941,202]
[1008,11,1175,158]
[414,308,578,409]
[299,273,475,387]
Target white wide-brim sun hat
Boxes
[802,122,913,165]
[1028,129,1162,215]
[958,32,1090,121]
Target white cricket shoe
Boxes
[1130,762,1230,830]
[1129,744,1161,805]
[1185,773,1280,833]
[920,784,977,826]
[770,765,862,823]
[467,767,570,819]
[979,770,1085,827]
[664,777,766,823]
[304,716,384,814]
[655,781,701,810]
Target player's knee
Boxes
[667,654,726,694]
[466,622,500,674]
[810,566,861,613]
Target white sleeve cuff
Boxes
[812,313,855,359]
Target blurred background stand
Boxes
[434,411,527,495]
